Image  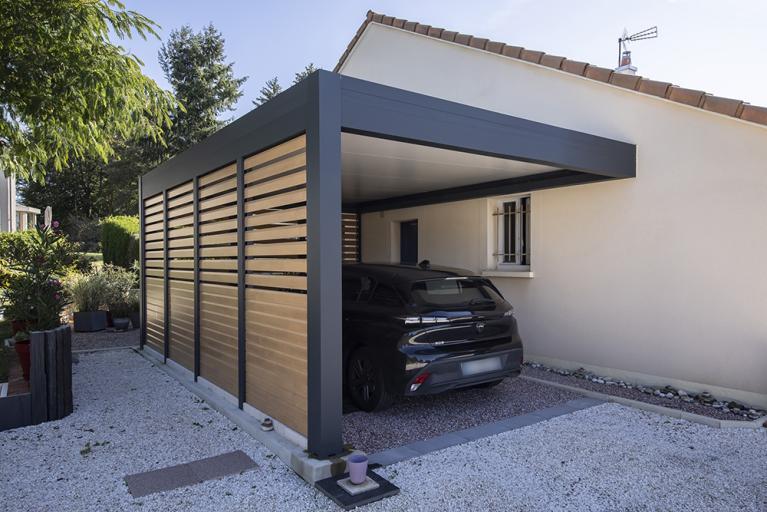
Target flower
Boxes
[53,293,61,301]
[52,220,60,229]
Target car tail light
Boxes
[410,371,431,392]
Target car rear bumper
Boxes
[403,347,523,396]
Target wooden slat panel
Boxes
[167,226,193,239]
[200,218,237,235]
[199,204,237,223]
[245,206,306,228]
[199,282,238,395]
[168,181,193,198]
[200,271,238,285]
[168,269,193,281]
[244,189,306,214]
[145,222,164,234]
[169,280,194,371]
[168,259,193,269]
[167,202,193,219]
[244,171,305,200]
[145,231,164,242]
[168,192,193,210]
[245,241,306,257]
[168,237,193,249]
[199,191,237,212]
[245,274,306,290]
[169,248,194,259]
[167,215,193,229]
[244,224,305,242]
[144,193,164,207]
[245,258,306,273]
[145,277,164,353]
[199,232,237,246]
[199,176,236,199]
[145,212,163,224]
[146,268,164,278]
[146,241,164,250]
[199,163,236,187]
[244,134,306,170]
[199,246,237,258]
[144,203,164,216]
[200,259,238,271]
[145,250,164,259]
[244,152,305,187]
[146,260,163,268]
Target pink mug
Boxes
[347,454,368,485]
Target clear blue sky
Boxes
[124,0,767,119]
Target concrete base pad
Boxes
[337,476,380,496]
[316,471,398,510]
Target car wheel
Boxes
[475,379,504,389]
[346,347,394,412]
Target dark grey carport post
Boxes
[306,72,344,458]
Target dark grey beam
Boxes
[306,71,344,458]
[339,75,635,179]
[163,189,169,363]
[348,170,607,213]
[138,176,146,350]
[193,176,200,381]
[236,157,246,409]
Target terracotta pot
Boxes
[10,320,27,336]
[14,340,31,381]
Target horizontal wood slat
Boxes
[244,189,306,214]
[244,224,306,242]
[244,152,306,187]
[244,170,306,200]
[245,206,306,228]
[244,134,306,170]
[200,282,238,396]
[199,163,236,186]
[168,181,193,198]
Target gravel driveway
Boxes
[1,348,764,511]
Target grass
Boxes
[80,251,104,270]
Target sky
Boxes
[123,0,767,119]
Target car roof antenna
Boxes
[418,259,430,269]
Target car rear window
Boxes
[409,278,501,307]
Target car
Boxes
[342,261,524,412]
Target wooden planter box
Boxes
[0,325,73,431]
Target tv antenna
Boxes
[618,26,658,67]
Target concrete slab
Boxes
[124,450,256,498]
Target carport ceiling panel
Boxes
[341,133,560,203]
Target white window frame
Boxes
[493,194,531,271]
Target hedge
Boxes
[101,216,139,268]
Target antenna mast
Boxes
[618,26,658,67]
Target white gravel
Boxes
[1,349,765,512]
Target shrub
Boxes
[101,265,136,314]
[101,216,139,268]
[0,223,76,330]
[67,272,106,312]
[66,264,137,314]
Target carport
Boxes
[139,70,635,458]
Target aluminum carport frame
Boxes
[139,70,635,458]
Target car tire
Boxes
[346,347,394,412]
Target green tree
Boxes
[254,77,283,106]
[293,63,317,84]
[0,0,176,183]
[159,24,247,155]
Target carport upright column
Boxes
[306,71,343,458]
[138,176,146,350]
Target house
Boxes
[1,174,40,232]
[138,11,767,459]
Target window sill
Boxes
[481,270,535,279]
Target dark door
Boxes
[400,220,418,265]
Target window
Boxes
[495,196,531,269]
[369,284,402,308]
[343,275,375,302]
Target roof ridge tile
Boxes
[335,10,767,127]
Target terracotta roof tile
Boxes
[335,10,767,128]
[428,27,444,38]
[501,45,523,59]
[539,54,565,70]
[520,49,544,64]
[561,59,588,76]
[637,79,671,98]
[485,41,505,54]
[584,65,613,83]
[469,37,489,50]
[739,104,767,124]
[440,30,457,42]
[701,95,744,117]
[454,33,472,45]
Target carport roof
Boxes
[335,11,767,128]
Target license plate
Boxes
[461,357,502,376]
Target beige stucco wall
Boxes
[345,24,767,407]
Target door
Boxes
[400,220,418,265]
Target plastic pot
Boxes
[347,453,368,485]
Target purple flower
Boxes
[53,293,61,301]
[52,220,60,229]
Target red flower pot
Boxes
[14,340,31,381]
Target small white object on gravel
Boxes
[1,349,765,512]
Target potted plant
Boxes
[68,272,107,332]
[127,289,141,330]
[12,331,31,380]
[102,265,137,331]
